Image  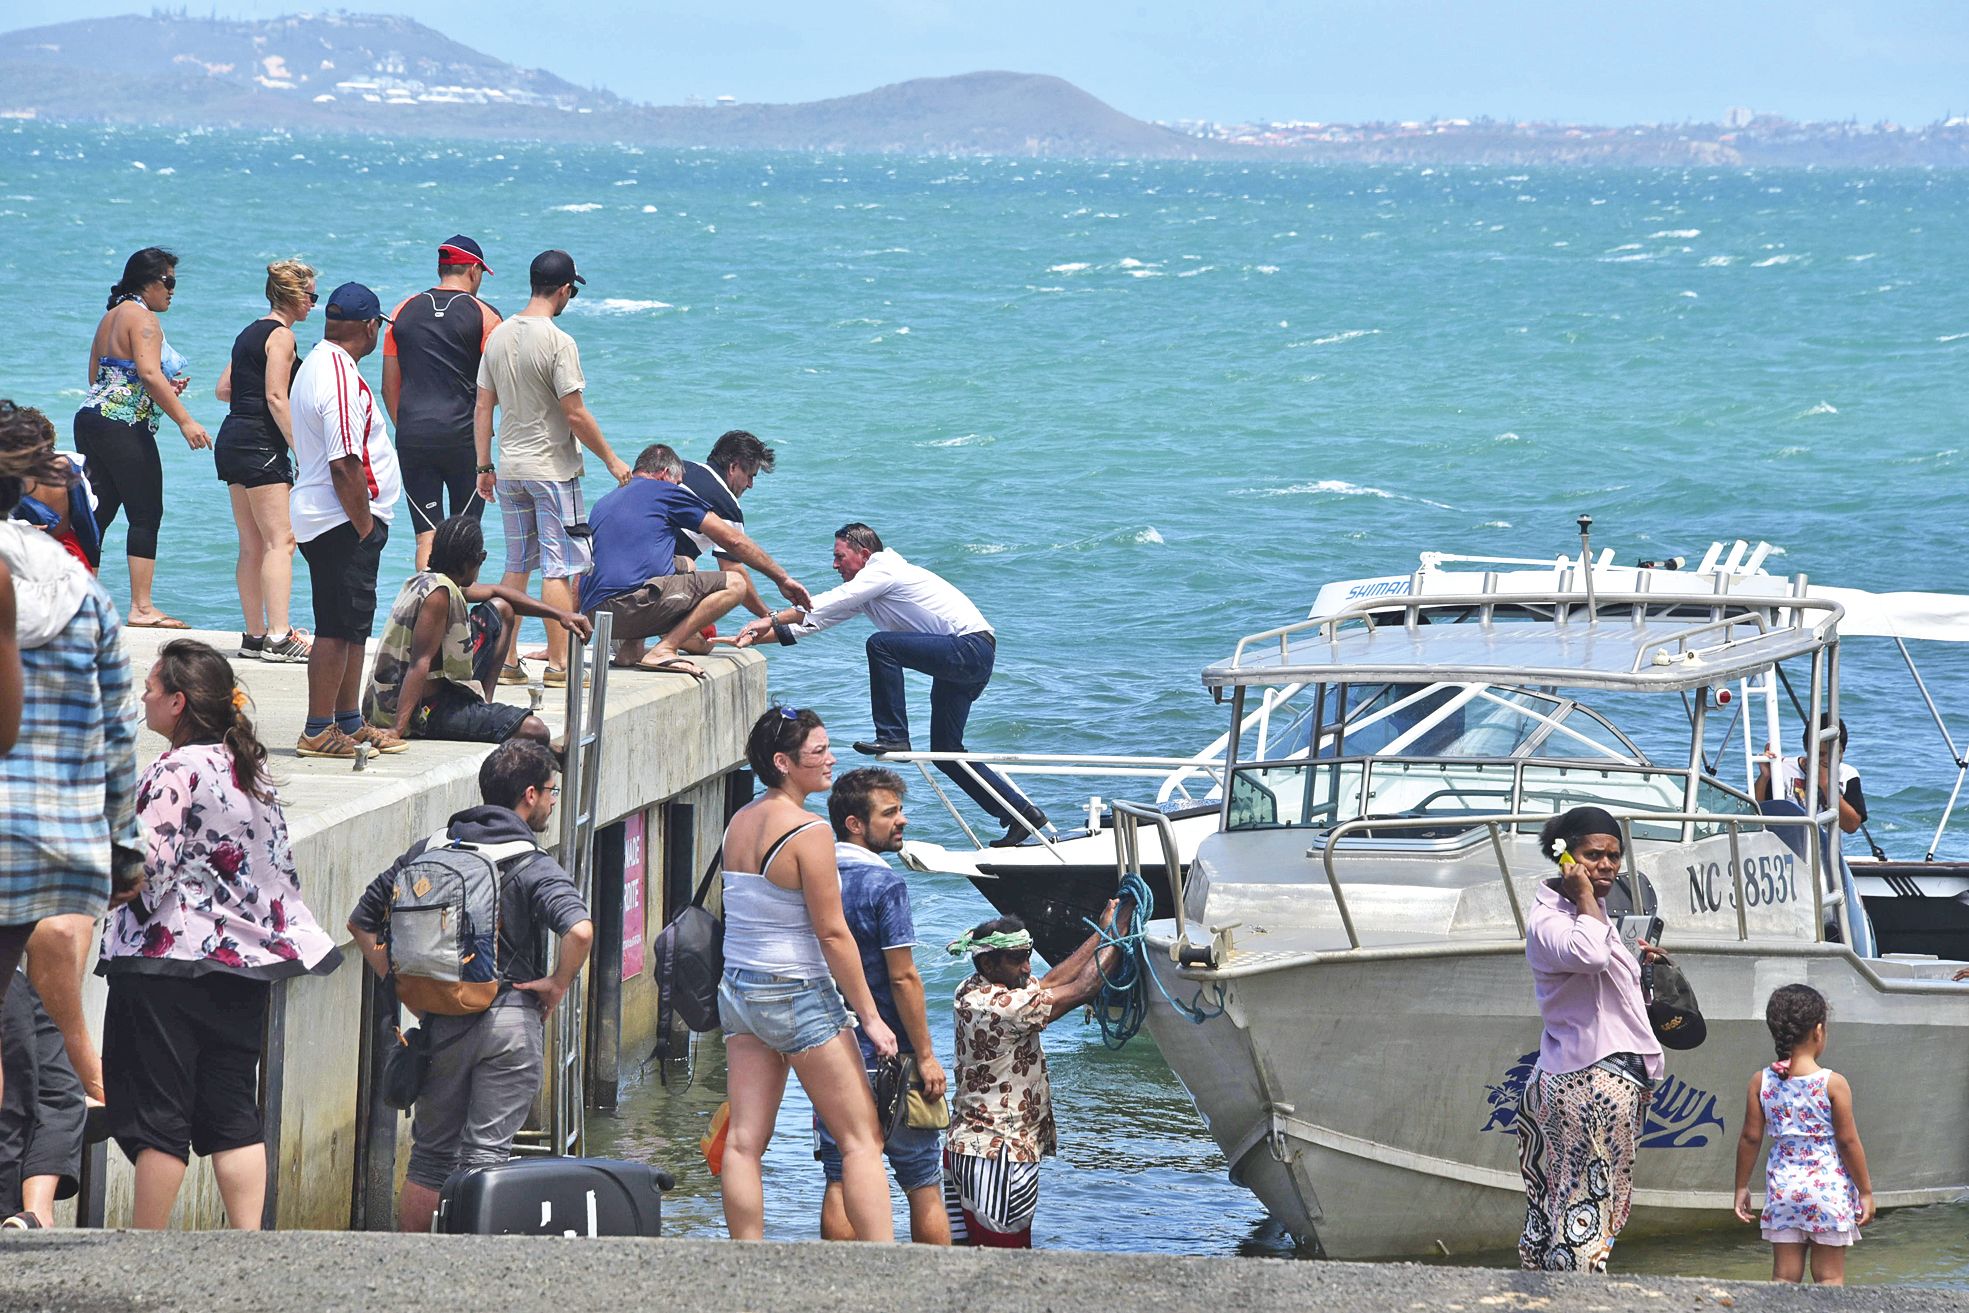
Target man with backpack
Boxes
[346,738,593,1233]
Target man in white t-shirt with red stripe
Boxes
[289,282,406,760]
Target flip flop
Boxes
[638,655,708,682]
[127,613,190,629]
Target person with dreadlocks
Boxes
[1732,983,1873,1285]
[1515,806,1666,1273]
[942,903,1123,1247]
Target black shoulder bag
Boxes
[654,854,725,1060]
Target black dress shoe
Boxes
[987,810,1049,847]
[853,739,912,756]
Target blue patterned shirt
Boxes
[834,839,916,1055]
[0,582,139,923]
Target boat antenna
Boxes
[1576,514,1597,616]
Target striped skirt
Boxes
[1515,1065,1645,1272]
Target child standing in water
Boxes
[1732,983,1875,1285]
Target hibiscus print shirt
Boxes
[949,971,1057,1163]
[100,743,337,979]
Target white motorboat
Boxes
[1116,531,1969,1259]
[896,539,1969,967]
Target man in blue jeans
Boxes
[736,523,1046,846]
[813,767,949,1243]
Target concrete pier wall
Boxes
[75,630,765,1230]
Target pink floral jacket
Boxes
[100,743,336,978]
[949,971,1058,1162]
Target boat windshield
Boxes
[1253,682,1643,765]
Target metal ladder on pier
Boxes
[513,611,613,1159]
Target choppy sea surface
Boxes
[2,124,1964,1278]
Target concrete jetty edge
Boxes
[2,1232,1959,1312]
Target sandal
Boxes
[637,655,708,682]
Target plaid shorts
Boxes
[497,477,590,579]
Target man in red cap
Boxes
[382,235,501,570]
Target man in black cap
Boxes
[290,283,406,759]
[382,235,501,569]
[473,250,630,688]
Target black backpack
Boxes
[653,859,724,1043]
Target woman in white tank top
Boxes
[718,706,899,1242]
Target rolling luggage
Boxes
[435,1157,674,1236]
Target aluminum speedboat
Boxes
[1121,540,1968,1259]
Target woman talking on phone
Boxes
[1515,805,1665,1273]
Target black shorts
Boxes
[298,518,390,641]
[103,972,270,1163]
[417,681,532,744]
[213,416,294,488]
[399,444,483,535]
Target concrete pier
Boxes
[5,1231,1963,1313]
[76,628,765,1231]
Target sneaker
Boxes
[499,662,529,686]
[260,629,312,663]
[296,726,360,759]
[543,665,567,689]
[238,633,265,660]
[351,724,409,754]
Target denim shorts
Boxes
[813,1076,943,1192]
[718,967,852,1056]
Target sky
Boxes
[3,1,1967,125]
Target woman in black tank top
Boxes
[213,259,316,663]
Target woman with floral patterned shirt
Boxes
[99,639,336,1230]
[944,903,1120,1248]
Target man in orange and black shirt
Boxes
[383,235,502,567]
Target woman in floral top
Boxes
[100,639,336,1229]
[944,904,1120,1247]
[1732,984,1874,1286]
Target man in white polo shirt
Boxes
[290,282,405,760]
[735,522,1046,846]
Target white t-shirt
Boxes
[289,340,402,543]
[477,315,587,482]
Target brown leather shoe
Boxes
[352,724,409,754]
[295,727,359,759]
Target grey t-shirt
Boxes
[476,315,587,482]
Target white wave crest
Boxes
[1751,254,1797,267]
[582,298,673,314]
[1936,332,1969,343]
[1046,262,1090,273]
[1801,401,1838,416]
[1308,328,1380,346]
[1493,432,1525,443]
[965,543,1009,555]
[1481,520,1514,529]
[924,434,994,448]
[1246,479,1452,509]
[1700,255,1735,267]
[1606,243,1643,253]
[1253,265,1280,274]
[1118,257,1148,268]
[1130,527,1165,545]
[1649,229,1701,239]
[550,202,604,213]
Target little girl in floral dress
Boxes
[1732,983,1875,1286]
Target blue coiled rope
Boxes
[1087,869,1226,1049]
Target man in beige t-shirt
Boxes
[473,249,630,685]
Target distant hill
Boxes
[0,11,1216,158]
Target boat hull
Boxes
[1143,939,1969,1260]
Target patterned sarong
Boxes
[1515,1065,1645,1272]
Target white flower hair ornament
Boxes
[1548,836,1577,868]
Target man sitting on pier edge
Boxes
[582,443,810,678]
[943,905,1121,1247]
[735,522,1047,846]
[347,739,593,1234]
[815,767,950,1245]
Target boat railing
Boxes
[1312,808,1842,950]
[1111,799,1192,947]
[875,748,1225,855]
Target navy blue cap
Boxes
[529,249,585,288]
[323,282,390,323]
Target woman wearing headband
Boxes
[1515,805,1664,1272]
[943,900,1123,1247]
[716,706,899,1242]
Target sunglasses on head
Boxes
[775,705,806,721]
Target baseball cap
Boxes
[323,282,391,323]
[530,249,586,289]
[438,234,493,274]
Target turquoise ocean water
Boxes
[2,123,1964,1278]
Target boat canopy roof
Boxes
[1807,586,1969,643]
[1206,587,1841,694]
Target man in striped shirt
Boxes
[289,283,406,760]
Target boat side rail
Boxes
[1226,588,1844,672]
[1312,808,1839,950]
[876,748,1225,856]
[1110,799,1191,947]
